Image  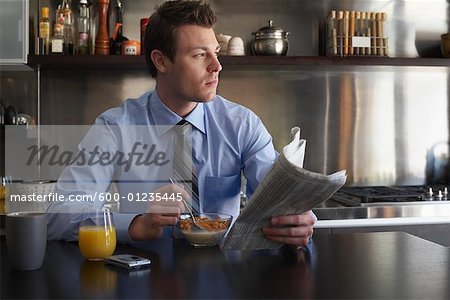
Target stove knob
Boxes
[436,190,443,201]
[423,187,434,201]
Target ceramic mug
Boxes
[6,212,47,270]
[227,37,245,56]
[216,34,232,55]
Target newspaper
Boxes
[220,127,347,251]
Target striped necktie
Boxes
[172,119,200,214]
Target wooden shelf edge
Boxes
[27,55,146,70]
[218,56,450,67]
[28,54,146,64]
[27,55,450,68]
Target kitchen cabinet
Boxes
[323,223,450,247]
[0,0,29,64]
[313,206,450,247]
[6,0,450,186]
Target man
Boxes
[48,0,315,248]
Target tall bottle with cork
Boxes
[77,0,90,55]
[60,0,75,55]
[39,7,51,55]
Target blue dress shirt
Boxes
[47,91,278,243]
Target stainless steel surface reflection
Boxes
[220,67,449,186]
[313,202,450,220]
[22,63,450,187]
[1,0,448,187]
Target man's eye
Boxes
[214,52,220,57]
[194,53,206,58]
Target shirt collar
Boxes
[149,91,206,136]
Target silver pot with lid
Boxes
[252,20,289,56]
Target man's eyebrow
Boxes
[192,45,221,51]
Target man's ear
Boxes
[151,50,168,74]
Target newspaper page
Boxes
[221,127,347,251]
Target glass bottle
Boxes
[61,0,75,55]
[51,20,65,55]
[110,0,128,55]
[39,7,51,55]
[77,0,90,55]
[55,4,62,23]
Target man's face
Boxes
[164,25,222,103]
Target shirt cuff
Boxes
[112,213,140,244]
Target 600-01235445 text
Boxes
[9,192,183,203]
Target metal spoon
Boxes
[169,178,203,231]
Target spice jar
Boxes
[121,40,141,55]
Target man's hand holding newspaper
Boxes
[221,127,347,251]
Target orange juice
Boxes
[78,225,116,260]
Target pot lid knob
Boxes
[253,20,289,38]
[258,20,284,32]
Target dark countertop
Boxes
[1,232,449,299]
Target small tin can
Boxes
[121,40,141,55]
[140,18,150,55]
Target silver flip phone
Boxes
[105,254,151,270]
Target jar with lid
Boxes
[252,20,289,56]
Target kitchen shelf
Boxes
[220,56,450,67]
[27,54,450,69]
[27,55,147,70]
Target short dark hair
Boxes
[144,0,217,78]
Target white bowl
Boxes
[7,181,56,213]
[177,213,232,247]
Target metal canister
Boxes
[140,18,150,55]
[251,20,289,56]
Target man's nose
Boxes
[208,55,222,73]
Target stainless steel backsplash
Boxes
[219,66,449,186]
[1,0,449,185]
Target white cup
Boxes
[227,37,245,56]
[216,34,232,55]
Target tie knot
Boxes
[176,119,189,126]
[175,119,191,136]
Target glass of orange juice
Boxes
[78,205,116,261]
